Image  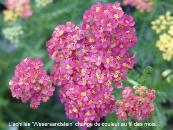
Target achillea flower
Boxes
[9,58,55,109]
[49,2,137,87]
[35,0,53,8]
[59,83,115,124]
[4,0,32,22]
[47,2,137,126]
[151,12,173,34]
[116,86,156,121]
[123,0,153,12]
[2,25,23,44]
[3,9,18,22]
[47,22,83,62]
[81,2,137,87]
[9,2,156,126]
[156,33,173,61]
[152,12,173,61]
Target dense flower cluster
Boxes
[151,12,173,34]
[35,0,53,8]
[156,33,173,61]
[59,83,115,124]
[2,25,23,44]
[9,58,55,109]
[8,2,157,129]
[123,0,153,12]
[116,86,156,121]
[4,0,32,22]
[151,12,173,61]
[47,2,137,125]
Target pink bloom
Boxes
[122,87,133,99]
[5,0,32,19]
[47,22,83,62]
[115,86,156,121]
[46,1,138,128]
[59,83,115,124]
[123,0,153,12]
[60,59,75,75]
[9,58,55,109]
[9,2,156,129]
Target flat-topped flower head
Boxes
[9,58,55,109]
[116,86,156,121]
[46,2,138,127]
[152,12,173,61]
[47,22,83,62]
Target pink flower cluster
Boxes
[123,0,153,12]
[47,2,137,125]
[59,83,115,123]
[5,0,32,19]
[9,2,156,129]
[116,86,156,121]
[9,58,55,109]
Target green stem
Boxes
[127,78,140,86]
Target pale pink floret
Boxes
[9,58,55,109]
[116,86,156,121]
[123,0,153,12]
[5,0,32,19]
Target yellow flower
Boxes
[3,0,32,22]
[151,11,173,34]
[156,33,173,61]
[151,11,173,61]
[3,10,18,22]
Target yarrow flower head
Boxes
[9,58,55,109]
[4,0,32,22]
[47,2,137,126]
[59,83,115,124]
[156,32,173,61]
[3,9,18,22]
[151,12,173,61]
[115,86,156,121]
[123,0,153,12]
[2,25,23,45]
[35,0,53,8]
[151,12,173,34]
[48,2,137,88]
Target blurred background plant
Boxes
[0,0,173,130]
[151,11,173,61]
